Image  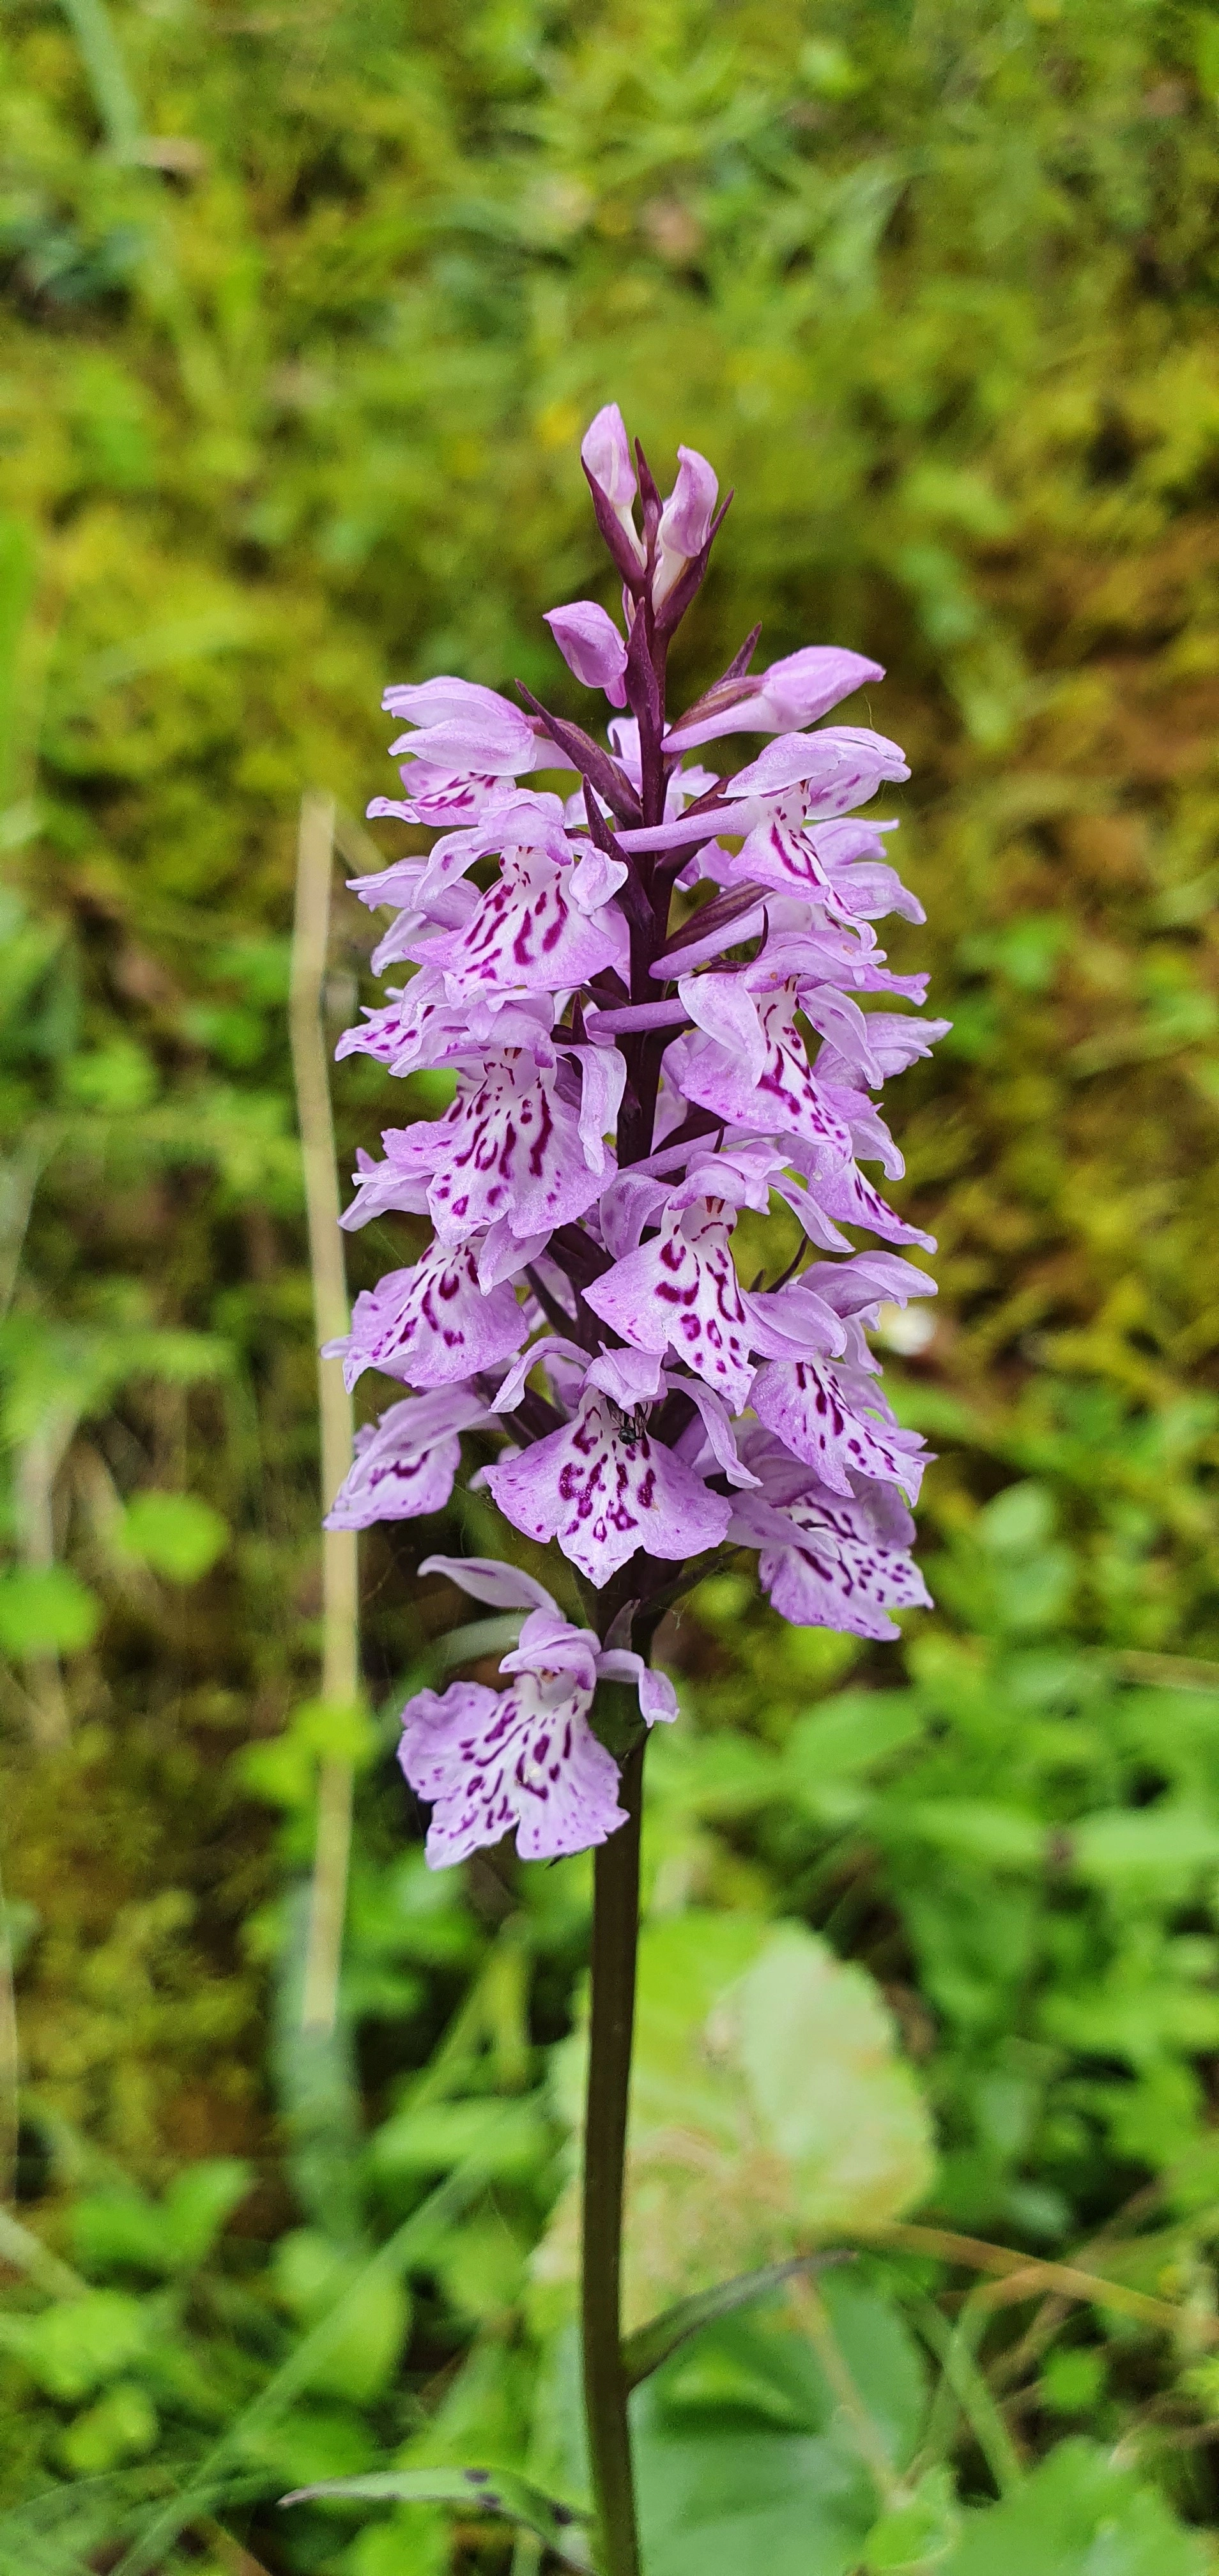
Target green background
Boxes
[4,0,1219,2565]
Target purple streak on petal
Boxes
[802,1157,938,1250]
[729,1449,931,1640]
[367,765,507,829]
[339,1239,528,1392]
[426,837,628,1006]
[666,988,855,1175]
[750,1356,929,1501]
[349,1050,611,1248]
[324,1386,491,1529]
[399,1671,626,1867]
[484,1388,731,1583]
[584,1198,760,1411]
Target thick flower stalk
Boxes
[327,406,944,2575]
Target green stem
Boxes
[581,1735,645,2576]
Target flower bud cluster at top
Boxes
[324,405,948,1867]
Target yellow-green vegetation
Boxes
[3,0,1219,2566]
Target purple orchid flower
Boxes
[334,404,944,1867]
[398,1556,677,1864]
[484,1374,733,1586]
[323,1384,496,1528]
[326,1236,530,1392]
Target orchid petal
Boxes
[485,1388,731,1583]
[751,1358,930,1501]
[569,846,629,910]
[545,601,629,705]
[339,1239,528,1391]
[418,1553,558,1616]
[677,970,768,1084]
[574,1041,628,1174]
[324,1386,492,1529]
[399,1673,626,1866]
[595,1648,679,1723]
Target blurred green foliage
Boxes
[3,0,1219,2563]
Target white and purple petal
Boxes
[583,1199,759,1411]
[666,987,855,1175]
[484,1388,732,1583]
[324,1386,493,1529]
[333,1239,528,1392]
[749,1358,930,1502]
[399,1673,627,1866]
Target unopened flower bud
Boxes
[581,402,643,562]
[544,601,629,705]
[653,445,718,606]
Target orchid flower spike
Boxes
[338,401,942,1866]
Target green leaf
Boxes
[0,2290,152,2401]
[0,1564,102,1659]
[889,1801,1045,1869]
[862,2468,960,2570]
[629,2287,926,2576]
[59,0,144,158]
[622,2254,849,2391]
[785,1692,927,1793]
[59,2382,158,2476]
[370,2094,551,2188]
[272,2231,410,2404]
[119,1492,229,1584]
[1070,1804,1219,1892]
[0,514,36,808]
[279,2467,593,2570]
[539,1917,933,2327]
[61,1038,158,1114]
[939,2440,1210,2575]
[236,2403,378,2496]
[72,2159,250,2278]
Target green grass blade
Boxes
[107,2161,487,2576]
[620,2251,849,2391]
[280,2469,593,2571]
